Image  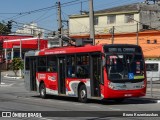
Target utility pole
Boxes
[19,39,22,77]
[20,39,22,59]
[80,2,83,15]
[136,23,139,45]
[62,20,69,36]
[89,0,95,45]
[111,26,114,44]
[38,33,40,50]
[57,1,63,47]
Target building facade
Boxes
[69,2,160,36]
[16,22,45,38]
[69,2,160,59]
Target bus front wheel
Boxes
[78,85,87,103]
[39,83,47,99]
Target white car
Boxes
[145,60,160,81]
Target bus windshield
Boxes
[106,54,145,81]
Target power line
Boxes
[4,5,57,21]
[61,0,88,8]
[0,13,19,15]
[3,0,84,21]
[33,10,51,23]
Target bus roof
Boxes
[25,44,142,57]
[25,44,103,56]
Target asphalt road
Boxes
[0,76,160,120]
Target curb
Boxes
[4,76,22,79]
[0,83,13,87]
[0,82,5,85]
[130,97,160,103]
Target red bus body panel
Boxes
[37,72,58,91]
[32,44,146,100]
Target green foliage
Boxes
[0,22,11,35]
[9,58,24,76]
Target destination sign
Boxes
[108,48,136,53]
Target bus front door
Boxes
[58,57,66,94]
[90,55,101,97]
[30,57,37,91]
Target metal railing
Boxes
[147,77,160,97]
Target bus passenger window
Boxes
[76,55,90,78]
[47,56,57,72]
[66,56,76,78]
[37,57,47,72]
[67,66,76,77]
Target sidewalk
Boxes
[0,71,23,87]
[140,95,160,103]
[1,70,23,79]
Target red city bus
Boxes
[24,44,146,103]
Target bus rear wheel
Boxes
[39,83,47,99]
[78,85,87,103]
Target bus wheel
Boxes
[78,85,87,103]
[39,83,46,99]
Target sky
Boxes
[0,0,144,34]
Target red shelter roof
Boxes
[0,35,33,41]
[3,38,48,50]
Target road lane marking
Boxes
[89,105,121,111]
[90,105,101,108]
[72,103,83,106]
[0,84,14,87]
[38,117,53,120]
[108,108,121,111]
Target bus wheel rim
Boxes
[41,88,45,96]
[81,90,86,99]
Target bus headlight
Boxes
[108,82,115,89]
[141,81,145,88]
[141,84,145,88]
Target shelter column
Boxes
[4,49,7,59]
[4,48,7,69]
[11,48,14,60]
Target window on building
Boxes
[107,15,116,24]
[146,63,158,71]
[94,16,99,25]
[125,14,134,23]
[143,24,149,30]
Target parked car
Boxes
[145,60,160,81]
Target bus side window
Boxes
[47,56,57,72]
[25,57,30,70]
[67,56,76,77]
[37,57,47,72]
[76,55,89,78]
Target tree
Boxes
[0,22,11,35]
[9,58,24,77]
